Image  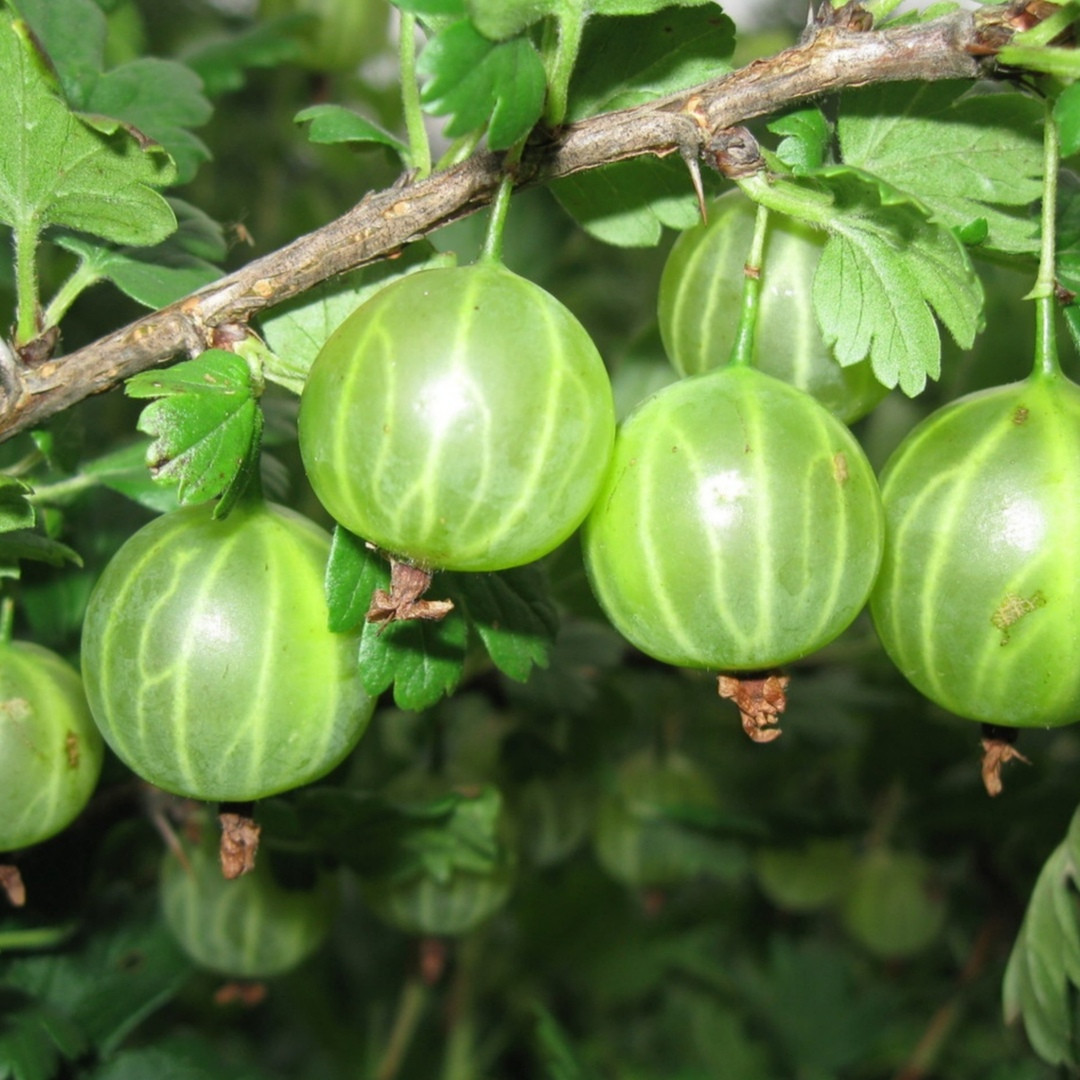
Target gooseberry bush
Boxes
[7,0,1080,1077]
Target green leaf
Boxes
[82,57,212,185]
[566,5,735,120]
[837,82,1044,253]
[13,0,106,103]
[16,0,210,184]
[466,0,552,40]
[551,156,710,246]
[258,242,451,385]
[294,104,408,158]
[182,14,309,98]
[381,785,507,885]
[0,530,82,573]
[0,14,177,245]
[1003,805,1080,1069]
[80,440,180,513]
[1055,81,1080,158]
[335,539,468,709]
[0,476,35,533]
[0,994,86,1080]
[54,199,225,310]
[125,350,263,511]
[358,600,469,711]
[325,525,382,633]
[769,108,830,175]
[790,169,982,395]
[417,20,546,149]
[3,907,191,1057]
[447,564,558,682]
[591,0,713,12]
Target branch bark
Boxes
[0,2,1034,442]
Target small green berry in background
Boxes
[3,2,1080,1078]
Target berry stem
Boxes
[399,13,432,180]
[478,172,515,266]
[1032,96,1061,381]
[727,201,771,369]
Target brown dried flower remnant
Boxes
[981,725,1031,797]
[367,558,454,626]
[219,805,261,879]
[718,671,790,742]
[0,863,26,907]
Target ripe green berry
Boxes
[298,263,616,572]
[870,370,1080,727]
[0,641,103,852]
[160,822,336,978]
[658,190,888,423]
[81,499,374,802]
[584,366,885,671]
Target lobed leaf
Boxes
[126,350,263,512]
[54,199,225,310]
[807,168,983,395]
[182,14,309,97]
[0,14,177,246]
[417,19,546,149]
[769,108,830,175]
[837,82,1044,254]
[447,564,559,682]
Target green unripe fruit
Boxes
[870,371,1080,727]
[592,749,724,889]
[0,641,103,852]
[298,263,616,572]
[584,366,885,671]
[81,500,374,801]
[260,0,390,72]
[840,849,945,960]
[753,838,857,913]
[161,825,336,978]
[658,190,888,423]
[360,781,516,937]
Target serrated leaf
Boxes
[1003,805,1080,1068]
[13,0,106,103]
[325,525,382,633]
[0,476,35,533]
[0,14,177,245]
[838,82,1043,253]
[54,199,225,309]
[417,19,545,149]
[566,5,734,121]
[126,350,263,509]
[294,104,407,158]
[803,168,982,395]
[0,995,84,1080]
[358,603,469,711]
[551,156,710,246]
[447,564,558,681]
[258,242,451,383]
[82,57,212,185]
[769,108,830,175]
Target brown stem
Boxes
[0,4,1029,442]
